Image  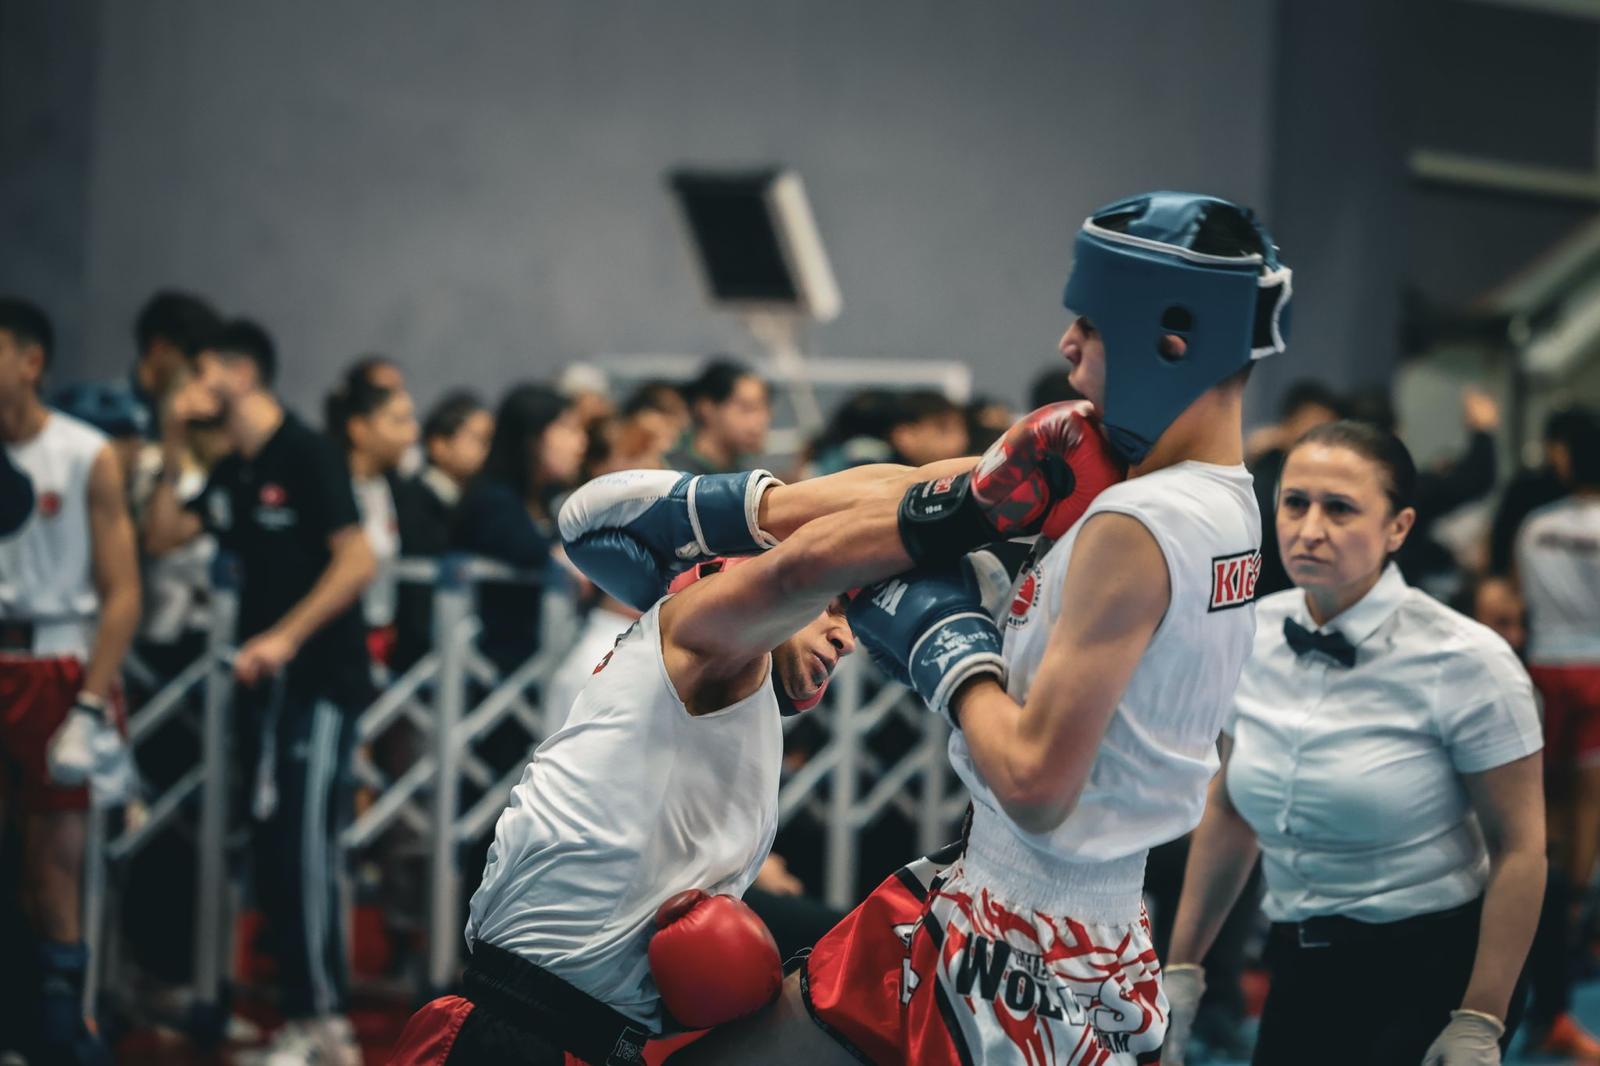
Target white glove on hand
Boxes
[45,693,106,786]
[88,717,137,806]
[1421,1010,1503,1066]
[1160,963,1206,1066]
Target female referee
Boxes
[1161,420,1545,1066]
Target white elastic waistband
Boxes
[961,804,1147,924]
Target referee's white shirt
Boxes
[1225,564,1542,924]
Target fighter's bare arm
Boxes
[666,458,975,668]
[756,457,973,541]
[951,512,1168,833]
[81,444,141,701]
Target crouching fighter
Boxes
[387,400,1121,1066]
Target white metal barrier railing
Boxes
[93,550,967,1017]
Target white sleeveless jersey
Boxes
[0,411,107,658]
[951,462,1261,880]
[464,600,782,1029]
[1515,496,1600,666]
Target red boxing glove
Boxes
[648,889,782,1030]
[898,401,1126,564]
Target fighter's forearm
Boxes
[757,458,974,542]
[80,580,139,702]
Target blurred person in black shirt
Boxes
[325,364,419,669]
[664,357,770,474]
[392,391,492,671]
[884,389,968,467]
[142,318,375,1064]
[451,383,585,674]
[1489,405,1596,576]
[1347,385,1499,599]
[128,290,220,440]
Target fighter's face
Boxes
[773,595,856,705]
[1277,443,1414,596]
[1058,317,1106,412]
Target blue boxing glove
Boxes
[848,557,1007,724]
[558,468,782,611]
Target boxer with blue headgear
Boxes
[674,194,1293,1066]
[1061,191,1292,463]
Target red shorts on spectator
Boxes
[1531,665,1600,770]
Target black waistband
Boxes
[464,941,655,1066]
[1272,896,1482,950]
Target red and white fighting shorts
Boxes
[1531,664,1600,772]
[0,656,125,812]
[804,833,1167,1065]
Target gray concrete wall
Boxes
[70,0,1276,415]
[0,0,99,372]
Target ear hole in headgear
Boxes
[1156,333,1189,363]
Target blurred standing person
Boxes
[392,391,492,671]
[128,290,220,440]
[1349,385,1500,600]
[1490,405,1595,575]
[452,384,586,675]
[142,319,376,1066]
[1246,380,1343,597]
[0,298,140,1066]
[1515,413,1600,1056]
[884,390,969,467]
[665,357,770,474]
[606,382,688,471]
[325,365,419,670]
[1163,422,1544,1066]
[1457,571,1600,1057]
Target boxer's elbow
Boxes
[994,756,1083,834]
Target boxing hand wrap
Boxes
[848,558,1006,724]
[898,401,1123,565]
[558,468,781,610]
[648,889,781,1029]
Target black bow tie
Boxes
[1283,617,1357,668]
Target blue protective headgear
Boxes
[51,381,150,439]
[1061,191,1292,463]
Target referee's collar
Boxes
[1292,563,1407,649]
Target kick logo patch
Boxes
[1209,549,1261,612]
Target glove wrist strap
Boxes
[75,691,108,718]
[897,475,994,567]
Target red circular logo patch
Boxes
[259,483,287,507]
[38,491,62,518]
